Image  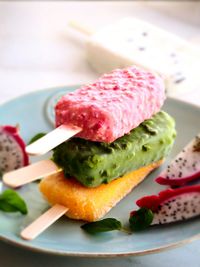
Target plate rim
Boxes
[1,85,200,257]
[1,231,200,257]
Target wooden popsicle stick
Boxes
[26,124,81,156]
[3,160,62,188]
[21,204,68,240]
[68,20,94,36]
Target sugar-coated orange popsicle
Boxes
[39,160,163,222]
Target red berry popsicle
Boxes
[26,66,165,155]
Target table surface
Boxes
[0,1,200,266]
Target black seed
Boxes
[170,53,176,58]
[158,205,162,211]
[161,211,167,215]
[175,77,186,84]
[127,38,134,42]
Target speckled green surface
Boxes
[53,111,176,187]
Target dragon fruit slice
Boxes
[0,125,29,173]
[132,185,200,225]
[156,134,200,186]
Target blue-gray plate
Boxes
[0,86,200,257]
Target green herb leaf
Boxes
[0,189,28,215]
[81,218,122,234]
[28,133,46,145]
[129,207,154,231]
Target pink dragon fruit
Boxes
[156,134,200,186]
[0,125,29,174]
[132,185,200,225]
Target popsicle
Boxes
[53,111,176,187]
[3,110,176,188]
[21,160,163,240]
[26,65,165,155]
[21,109,176,239]
[19,110,176,240]
[78,17,200,96]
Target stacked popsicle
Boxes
[3,66,176,240]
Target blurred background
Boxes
[0,1,199,105]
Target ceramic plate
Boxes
[0,86,200,257]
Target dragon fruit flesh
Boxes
[132,185,200,225]
[0,125,29,173]
[156,134,200,186]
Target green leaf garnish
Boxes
[129,207,154,231]
[28,133,46,145]
[0,189,28,215]
[81,218,122,234]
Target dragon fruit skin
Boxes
[0,125,29,173]
[134,185,200,225]
[156,135,200,186]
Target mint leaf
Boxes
[0,189,28,215]
[129,207,154,231]
[81,218,122,234]
[28,133,46,145]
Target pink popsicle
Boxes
[56,66,165,143]
[26,66,165,156]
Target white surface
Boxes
[0,1,199,106]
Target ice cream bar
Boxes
[20,159,163,240]
[39,160,163,222]
[3,111,176,189]
[53,111,176,187]
[56,66,165,143]
[25,65,165,155]
[86,18,200,96]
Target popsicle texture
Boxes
[53,111,176,187]
[40,160,163,222]
[55,66,165,143]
